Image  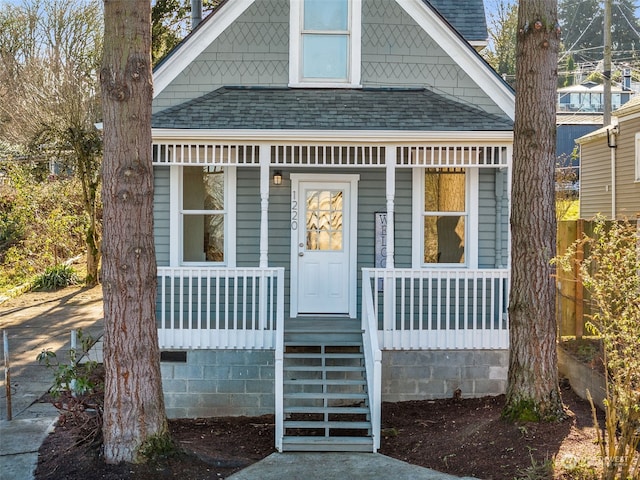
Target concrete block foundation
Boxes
[161,348,508,418]
[381,349,508,402]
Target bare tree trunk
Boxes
[504,0,565,421]
[99,0,168,463]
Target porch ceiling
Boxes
[151,87,513,132]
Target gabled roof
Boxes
[152,0,514,120]
[151,87,513,131]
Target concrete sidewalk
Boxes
[0,285,104,480]
[0,415,58,480]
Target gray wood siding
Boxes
[580,138,613,219]
[236,168,261,267]
[361,1,504,117]
[154,166,171,266]
[154,166,508,319]
[154,0,506,118]
[478,169,509,268]
[615,116,640,218]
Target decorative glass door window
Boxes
[305,190,344,251]
[422,168,467,264]
[181,166,225,263]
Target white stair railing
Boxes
[361,269,382,452]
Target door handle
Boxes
[298,252,304,257]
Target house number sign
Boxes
[291,189,298,231]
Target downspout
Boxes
[607,125,619,219]
[611,149,616,219]
[191,0,203,29]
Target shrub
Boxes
[32,264,79,291]
[555,217,639,480]
[37,329,103,446]
[0,164,86,292]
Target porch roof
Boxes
[151,87,513,132]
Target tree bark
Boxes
[99,0,168,463]
[504,0,565,421]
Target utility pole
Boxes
[603,0,612,125]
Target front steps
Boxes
[281,320,374,452]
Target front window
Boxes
[181,166,225,263]
[290,0,361,87]
[422,169,467,265]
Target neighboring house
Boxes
[557,80,634,113]
[151,0,514,452]
[556,113,601,175]
[577,95,640,220]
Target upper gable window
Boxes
[290,0,361,88]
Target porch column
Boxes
[385,147,396,268]
[259,144,271,268]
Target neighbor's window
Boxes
[422,168,467,265]
[181,166,225,263]
[290,0,361,86]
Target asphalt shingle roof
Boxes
[425,0,488,42]
[152,87,513,131]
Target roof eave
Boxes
[151,128,514,144]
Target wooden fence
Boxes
[556,217,639,337]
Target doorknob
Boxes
[298,252,304,257]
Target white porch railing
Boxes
[361,268,382,452]
[156,267,285,349]
[362,268,510,350]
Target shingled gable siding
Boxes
[153,0,506,119]
[153,0,289,114]
[154,166,171,266]
[361,1,503,116]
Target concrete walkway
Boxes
[0,286,104,480]
[227,452,479,480]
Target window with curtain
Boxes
[422,168,467,265]
[181,166,226,263]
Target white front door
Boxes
[290,174,358,316]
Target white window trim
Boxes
[411,167,478,268]
[635,132,640,182]
[169,165,236,267]
[289,0,362,88]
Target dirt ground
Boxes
[2,287,604,479]
[33,384,603,480]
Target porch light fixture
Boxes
[273,171,283,185]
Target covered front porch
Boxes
[152,134,512,451]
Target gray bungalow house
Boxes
[151,0,515,452]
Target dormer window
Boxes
[289,0,361,88]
